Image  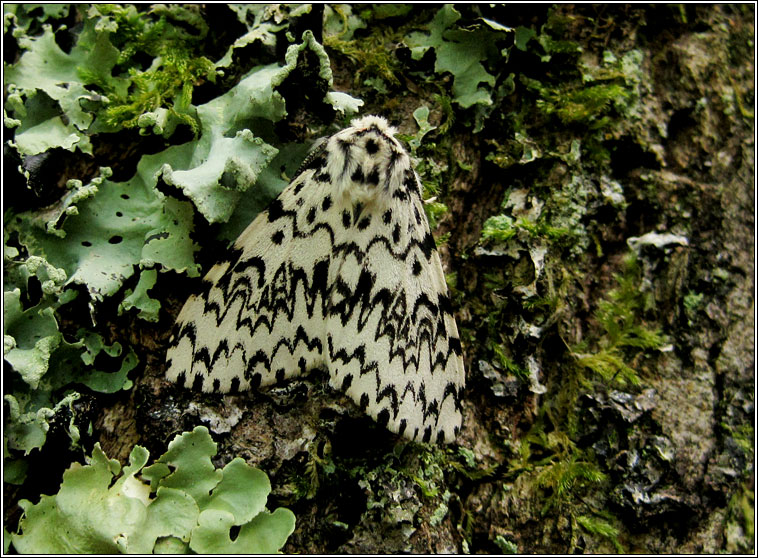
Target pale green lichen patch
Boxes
[11,426,295,554]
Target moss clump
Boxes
[504,252,666,552]
[82,5,216,134]
[572,254,666,388]
[324,17,403,87]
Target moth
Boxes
[165,116,465,443]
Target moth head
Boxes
[327,115,410,206]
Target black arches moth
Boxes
[165,116,465,443]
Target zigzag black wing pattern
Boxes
[165,151,341,393]
[320,116,465,443]
[165,115,465,443]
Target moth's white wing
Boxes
[165,157,341,393]
[322,117,465,443]
[166,115,465,443]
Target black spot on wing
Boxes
[448,337,462,355]
[342,374,353,390]
[192,373,204,391]
[438,294,453,315]
[357,216,371,231]
[403,169,418,193]
[267,199,286,222]
[383,209,392,225]
[392,224,401,244]
[398,419,407,436]
[420,232,436,258]
[422,426,432,443]
[230,376,241,393]
[322,195,332,211]
[412,259,422,276]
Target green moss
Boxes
[494,534,519,553]
[501,251,665,551]
[572,254,666,387]
[725,480,755,553]
[481,215,573,246]
[83,5,216,134]
[576,514,624,552]
[491,343,530,381]
[683,290,704,314]
[324,26,403,86]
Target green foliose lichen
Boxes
[11,426,295,554]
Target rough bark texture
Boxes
[6,4,754,554]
